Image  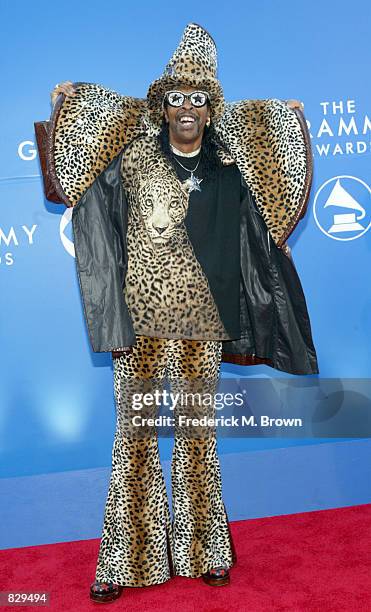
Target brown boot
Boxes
[89,580,124,603]
[202,566,230,586]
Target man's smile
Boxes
[176,112,199,129]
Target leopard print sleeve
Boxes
[214,98,313,247]
[49,82,147,207]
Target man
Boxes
[44,23,318,603]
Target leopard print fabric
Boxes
[52,83,147,205]
[48,23,312,247]
[120,135,231,341]
[94,334,237,586]
[214,98,310,246]
[50,89,311,247]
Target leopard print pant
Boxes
[94,335,237,587]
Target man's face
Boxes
[163,86,211,147]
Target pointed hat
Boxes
[146,23,225,126]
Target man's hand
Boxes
[286,99,304,112]
[50,80,77,106]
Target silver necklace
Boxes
[173,154,203,193]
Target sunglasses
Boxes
[164,90,210,108]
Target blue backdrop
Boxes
[1,0,370,548]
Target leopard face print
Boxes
[121,136,230,341]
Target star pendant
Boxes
[183,173,203,193]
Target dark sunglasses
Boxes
[164,90,210,108]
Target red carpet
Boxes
[1,504,370,611]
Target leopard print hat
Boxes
[146,22,225,127]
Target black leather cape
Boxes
[71,148,319,376]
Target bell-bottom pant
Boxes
[94,335,237,587]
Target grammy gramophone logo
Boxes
[314,175,371,241]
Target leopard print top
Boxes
[120,135,231,341]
